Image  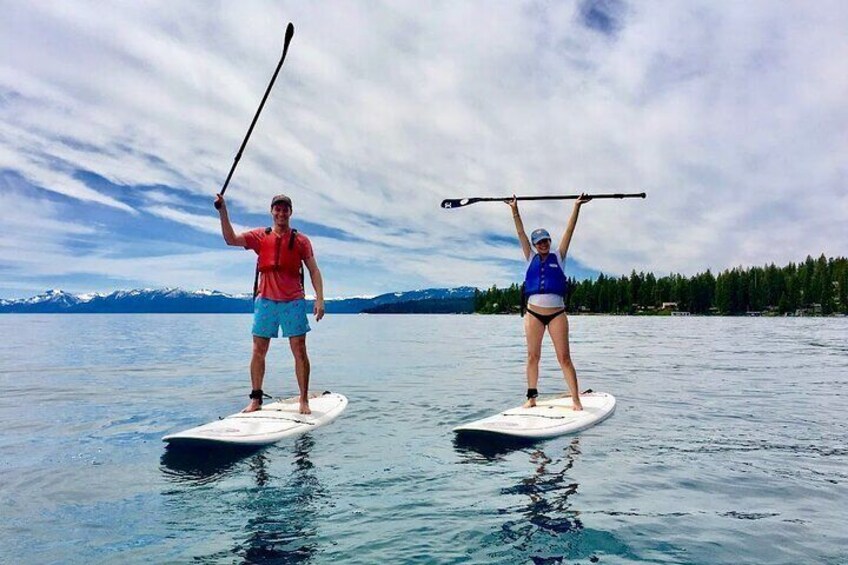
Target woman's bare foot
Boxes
[523,398,537,408]
[299,400,311,415]
[572,397,584,411]
[242,399,262,413]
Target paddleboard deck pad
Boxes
[163,391,348,446]
[453,391,615,439]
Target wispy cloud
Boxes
[143,205,251,236]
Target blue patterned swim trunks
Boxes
[252,297,311,338]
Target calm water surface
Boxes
[0,314,846,564]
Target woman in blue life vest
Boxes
[506,193,591,410]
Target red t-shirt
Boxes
[243,228,314,301]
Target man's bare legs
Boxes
[243,336,271,413]
[289,335,311,414]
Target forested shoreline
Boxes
[475,255,848,316]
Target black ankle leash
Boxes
[249,389,274,404]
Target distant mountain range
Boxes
[0,287,477,314]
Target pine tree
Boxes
[473,256,845,315]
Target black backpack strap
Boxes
[253,227,274,302]
[288,229,305,290]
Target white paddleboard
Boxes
[163,391,348,446]
[453,391,615,439]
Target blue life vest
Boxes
[524,252,568,297]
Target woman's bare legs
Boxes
[523,313,545,407]
[547,313,583,410]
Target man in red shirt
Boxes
[215,193,325,414]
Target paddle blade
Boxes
[441,198,481,209]
[284,23,294,49]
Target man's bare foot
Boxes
[573,398,584,411]
[523,398,537,408]
[299,400,311,415]
[242,399,262,413]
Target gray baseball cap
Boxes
[531,228,551,245]
[270,194,292,208]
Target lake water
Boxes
[0,314,846,564]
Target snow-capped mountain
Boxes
[0,287,477,314]
[5,289,87,312]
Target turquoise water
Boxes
[0,314,846,564]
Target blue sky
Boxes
[1,1,846,299]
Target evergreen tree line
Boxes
[474,255,848,315]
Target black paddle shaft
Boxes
[441,192,646,209]
[215,23,295,210]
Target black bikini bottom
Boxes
[527,308,566,326]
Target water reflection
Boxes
[501,438,583,536]
[236,436,324,563]
[481,438,632,562]
[487,438,591,562]
[453,435,585,535]
[456,436,613,562]
[161,436,325,563]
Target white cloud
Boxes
[1,1,846,297]
[143,205,251,236]
[0,187,97,241]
